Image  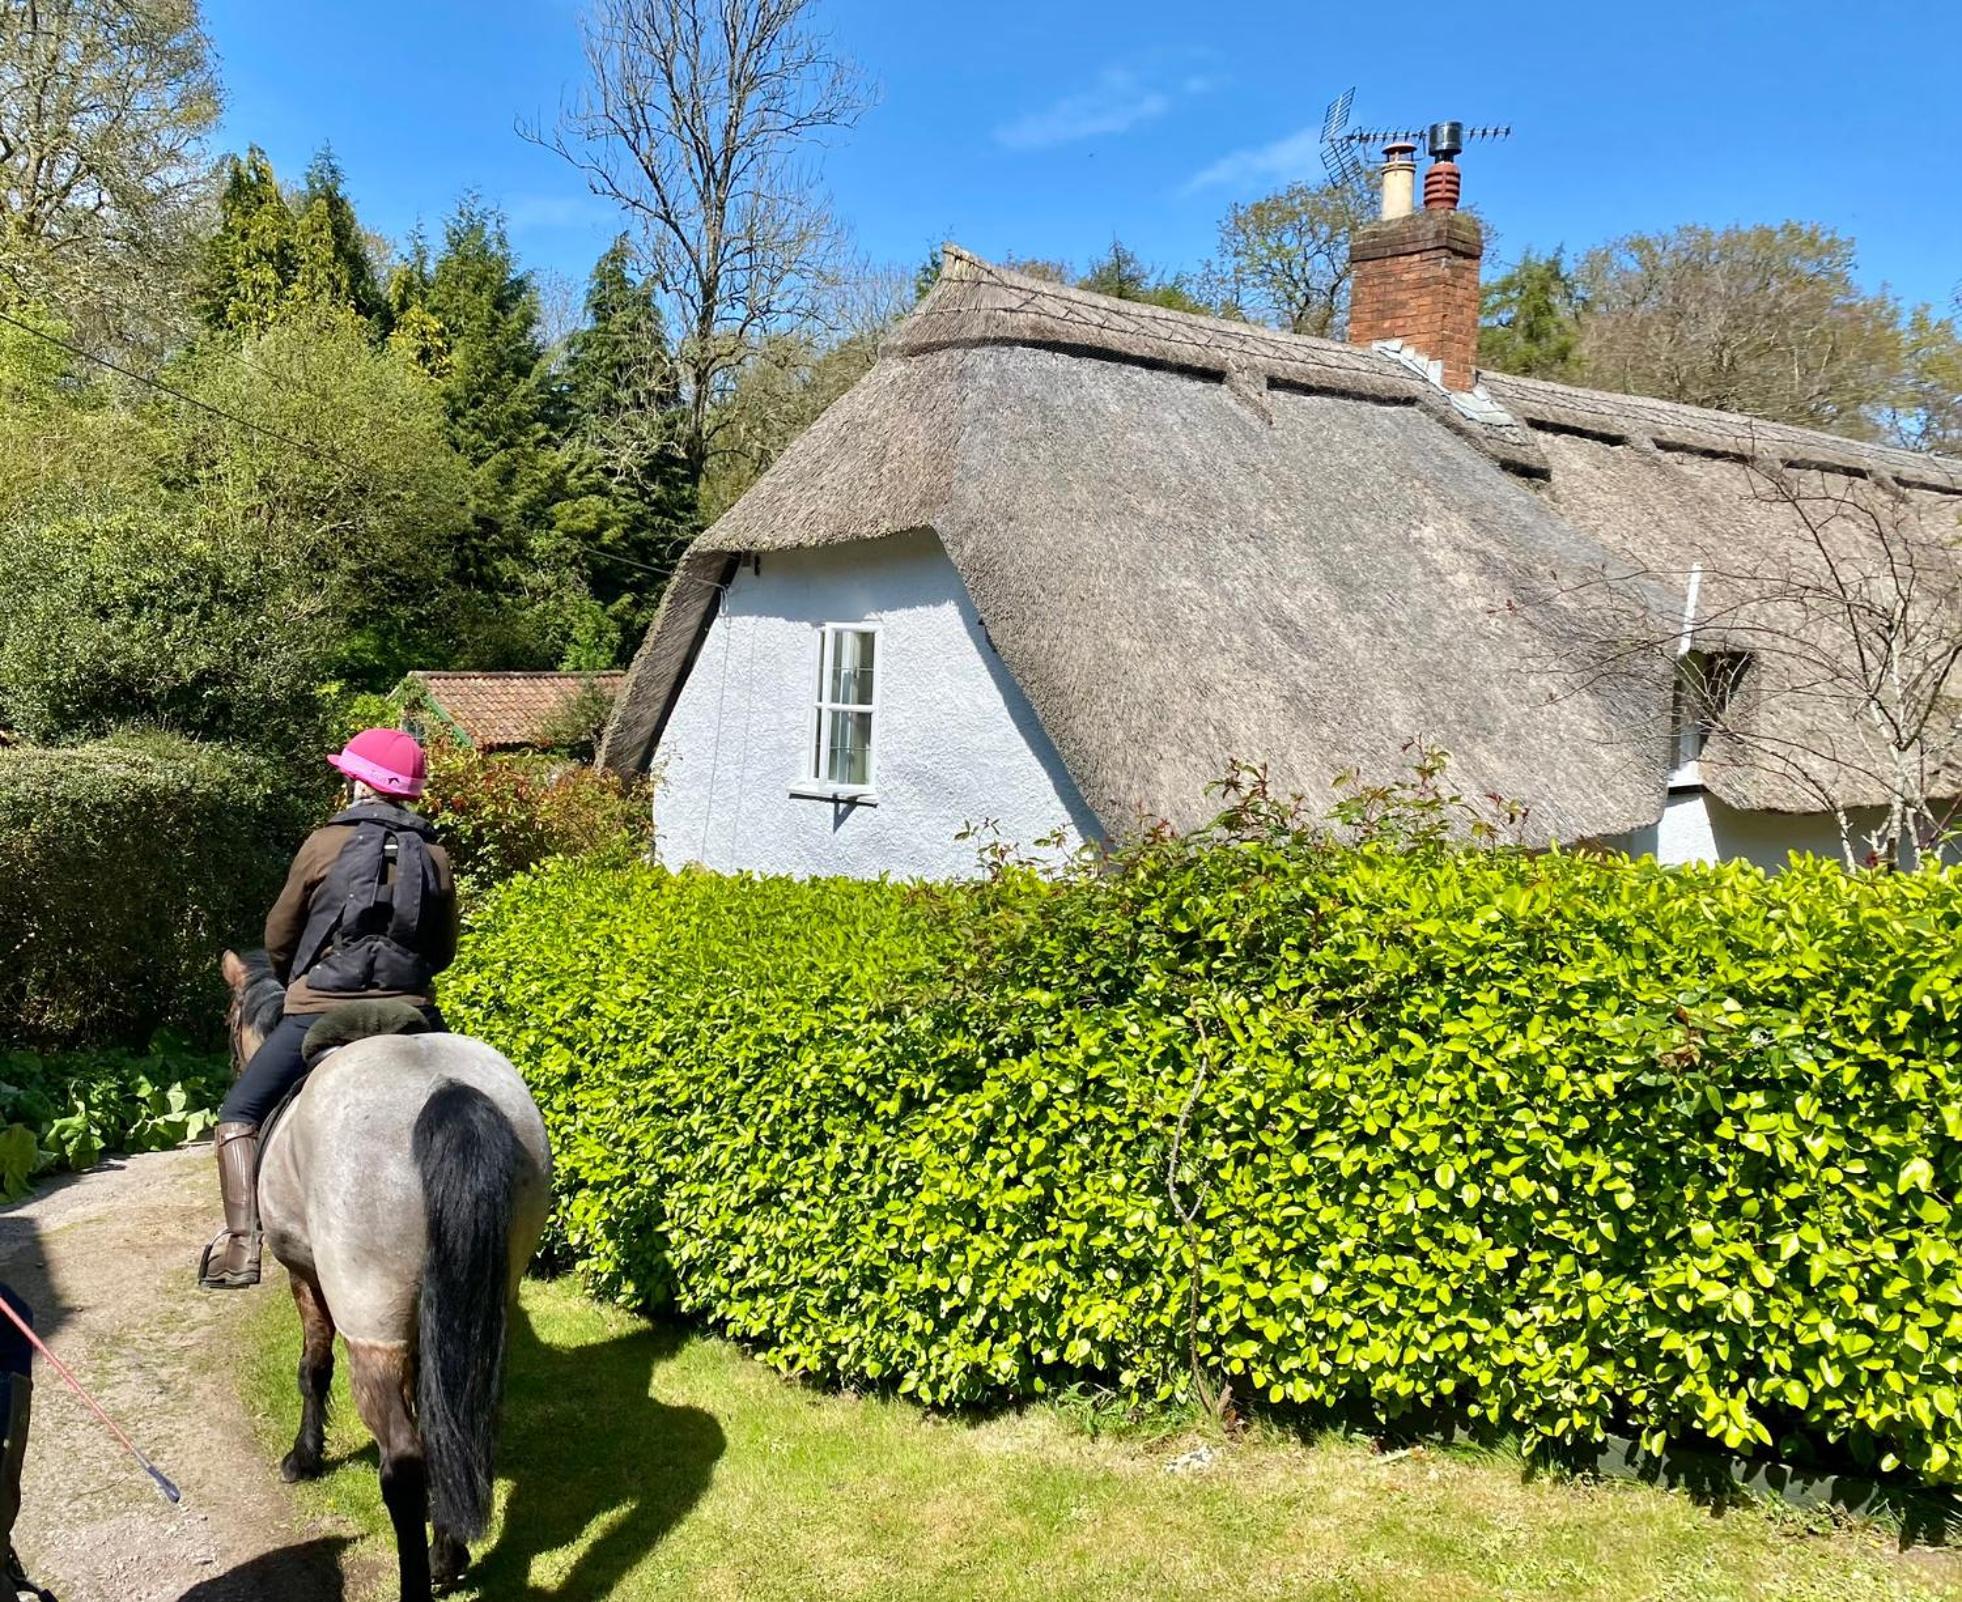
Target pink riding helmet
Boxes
[327,727,428,800]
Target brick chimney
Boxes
[1347,135,1484,392]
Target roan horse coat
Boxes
[226,954,550,1599]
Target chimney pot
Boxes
[1379,140,1417,221]
[1423,157,1462,212]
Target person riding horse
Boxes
[199,728,459,1292]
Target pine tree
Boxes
[413,199,610,670]
[1077,240,1208,313]
[296,147,385,327]
[555,235,693,634]
[199,148,295,335]
[1479,250,1584,380]
[198,145,385,336]
[385,229,448,373]
[422,199,549,464]
[561,235,672,428]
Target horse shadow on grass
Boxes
[467,1302,724,1598]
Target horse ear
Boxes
[220,950,249,992]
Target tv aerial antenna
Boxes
[1321,90,1512,197]
[1319,88,1372,201]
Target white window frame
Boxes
[792,622,880,802]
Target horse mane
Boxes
[238,950,287,1038]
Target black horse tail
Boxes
[413,1079,521,1541]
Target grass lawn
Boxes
[246,1278,1962,1602]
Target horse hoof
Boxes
[279,1450,322,1484]
[431,1532,468,1593]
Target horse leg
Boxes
[349,1340,430,1602]
[280,1274,336,1483]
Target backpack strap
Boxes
[384,831,429,951]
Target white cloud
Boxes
[1182,125,1324,194]
[993,66,1188,152]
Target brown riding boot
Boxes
[197,1122,262,1290]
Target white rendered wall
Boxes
[652,530,1100,879]
[1621,787,1882,870]
[1653,788,1721,865]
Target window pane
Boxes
[827,629,875,706]
[825,710,873,786]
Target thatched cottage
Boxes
[601,148,1962,878]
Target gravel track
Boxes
[0,1147,374,1601]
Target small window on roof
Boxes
[811,625,877,791]
[1671,650,1750,780]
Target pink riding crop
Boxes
[0,1292,180,1503]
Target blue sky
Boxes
[207,0,1962,310]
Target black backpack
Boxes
[289,803,442,995]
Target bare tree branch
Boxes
[1546,449,1962,868]
[522,0,869,491]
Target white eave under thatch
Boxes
[604,248,1962,832]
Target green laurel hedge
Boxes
[448,829,1962,1480]
[0,734,308,1047]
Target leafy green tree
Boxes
[0,303,152,517]
[1479,249,1584,380]
[1076,240,1209,314]
[998,254,1072,285]
[1202,181,1366,336]
[695,260,909,525]
[1575,222,1905,438]
[699,327,873,522]
[163,314,474,688]
[0,0,220,344]
[1886,297,1962,454]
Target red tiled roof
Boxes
[406,671,625,752]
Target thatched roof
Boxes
[605,250,1679,842]
[1479,376,1962,812]
[603,247,1962,832]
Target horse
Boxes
[219,950,552,1600]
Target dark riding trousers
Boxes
[221,1005,448,1126]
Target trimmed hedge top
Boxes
[450,828,1962,1480]
[0,734,306,1047]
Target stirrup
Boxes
[196,1227,261,1291]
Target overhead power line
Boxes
[0,306,342,460]
[0,305,696,586]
